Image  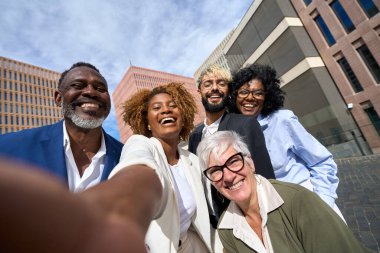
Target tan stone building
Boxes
[0,56,61,134]
[113,66,205,143]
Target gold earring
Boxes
[148,125,151,131]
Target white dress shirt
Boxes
[63,122,106,192]
[202,115,223,139]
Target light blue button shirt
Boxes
[257,109,338,207]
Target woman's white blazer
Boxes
[110,135,213,253]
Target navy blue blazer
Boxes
[0,120,123,185]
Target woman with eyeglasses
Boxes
[229,63,344,219]
[196,131,370,253]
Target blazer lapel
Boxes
[217,112,229,131]
[101,131,119,180]
[41,121,68,183]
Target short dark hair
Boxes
[58,62,106,92]
[230,64,285,116]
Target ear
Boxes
[54,91,62,106]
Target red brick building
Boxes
[112,66,205,143]
[291,0,380,153]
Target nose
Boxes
[222,166,236,183]
[209,81,220,92]
[245,92,256,100]
[82,85,98,97]
[161,105,173,113]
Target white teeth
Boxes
[243,104,255,108]
[160,117,175,124]
[210,95,220,98]
[228,180,243,190]
[81,103,99,108]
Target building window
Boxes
[338,57,365,92]
[357,44,380,83]
[358,0,379,18]
[364,106,380,136]
[304,0,312,5]
[330,0,355,33]
[315,15,336,46]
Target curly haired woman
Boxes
[109,82,218,253]
[229,63,344,220]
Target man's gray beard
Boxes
[62,103,105,129]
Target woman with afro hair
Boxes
[109,82,217,253]
[229,63,345,220]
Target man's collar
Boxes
[205,109,226,126]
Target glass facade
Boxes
[303,0,312,5]
[330,0,355,33]
[364,106,380,137]
[314,15,336,46]
[357,44,380,83]
[337,57,363,93]
[358,0,379,18]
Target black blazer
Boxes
[189,113,274,179]
[188,112,275,225]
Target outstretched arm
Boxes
[0,159,162,253]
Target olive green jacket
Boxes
[218,179,372,253]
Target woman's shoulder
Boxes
[269,179,313,201]
[270,109,296,119]
[264,109,298,125]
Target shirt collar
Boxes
[63,121,106,157]
[202,114,223,137]
[218,175,284,230]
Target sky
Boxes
[0,0,252,140]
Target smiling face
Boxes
[199,74,229,113]
[55,66,110,129]
[236,79,265,117]
[209,146,257,205]
[147,93,183,142]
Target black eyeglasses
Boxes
[203,152,245,182]
[237,89,265,99]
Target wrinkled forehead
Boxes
[208,146,238,166]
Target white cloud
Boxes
[0,0,251,140]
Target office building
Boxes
[194,29,234,81]
[0,56,61,134]
[291,0,380,154]
[196,0,380,157]
[113,66,205,143]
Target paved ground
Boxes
[335,154,380,252]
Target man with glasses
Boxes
[188,64,275,227]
